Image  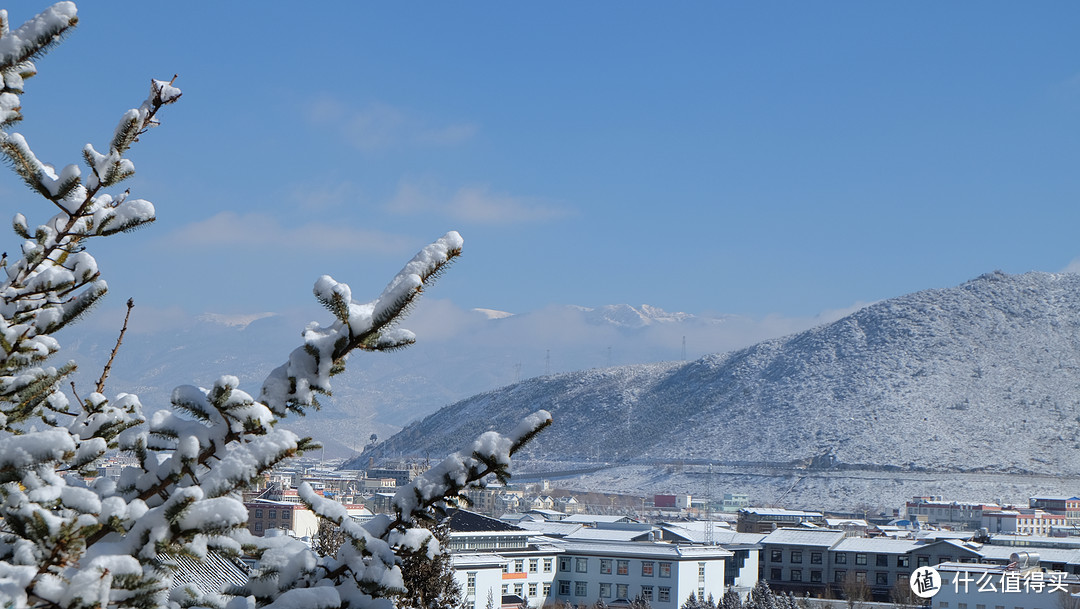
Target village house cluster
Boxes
[146,452,1080,609]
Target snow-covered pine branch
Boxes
[0,4,551,609]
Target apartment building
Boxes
[549,540,733,607]
[905,497,1000,529]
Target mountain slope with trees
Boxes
[358,270,1080,479]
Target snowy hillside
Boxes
[58,302,792,457]
[354,271,1080,490]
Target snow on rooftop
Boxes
[760,528,846,546]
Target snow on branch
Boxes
[260,231,463,416]
[0,4,550,609]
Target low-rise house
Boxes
[981,509,1069,536]
[905,497,1000,530]
[1028,496,1080,525]
[244,498,318,538]
[737,508,825,533]
[933,559,1080,609]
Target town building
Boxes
[980,510,1068,536]
[548,539,734,607]
[933,559,1080,609]
[1028,496,1080,525]
[905,497,1000,530]
[736,508,825,533]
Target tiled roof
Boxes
[445,508,525,533]
[164,551,249,595]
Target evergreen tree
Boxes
[682,593,703,609]
[0,3,551,608]
[746,581,780,609]
[719,588,744,609]
[397,522,464,609]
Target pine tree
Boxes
[719,588,744,609]
[397,523,463,609]
[682,592,703,609]
[0,3,551,608]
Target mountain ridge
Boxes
[352,271,1080,484]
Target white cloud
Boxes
[306,96,475,151]
[1061,258,1080,274]
[386,180,570,225]
[166,211,414,254]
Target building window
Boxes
[529,583,537,597]
[255,509,262,518]
[559,581,570,595]
[659,587,671,603]
[771,568,782,580]
[698,562,706,582]
[600,583,612,598]
[836,553,847,565]
[771,549,783,562]
[937,556,952,565]
[855,554,867,566]
[543,583,551,597]
[516,559,524,573]
[530,558,538,573]
[502,585,508,595]
[268,510,277,519]
[811,570,822,583]
[855,572,866,583]
[917,556,929,568]
[467,572,476,595]
[659,562,671,578]
[897,556,909,568]
[576,558,588,573]
[811,552,822,565]
[642,562,654,577]
[876,555,888,567]
[835,570,846,583]
[502,563,509,574]
[791,551,803,563]
[254,522,263,533]
[560,557,571,572]
[617,560,629,576]
[601,559,612,574]
[544,558,553,573]
[575,582,587,597]
[641,586,654,601]
[515,584,523,596]
[876,572,889,586]
[616,584,629,600]
[791,569,802,582]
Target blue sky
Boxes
[4,2,1080,325]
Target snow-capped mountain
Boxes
[352,271,1080,507]
[572,304,700,329]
